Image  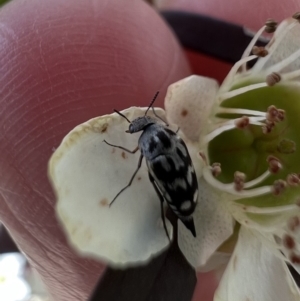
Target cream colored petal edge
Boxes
[214,227,300,301]
[178,178,234,269]
[48,107,173,267]
[165,75,219,142]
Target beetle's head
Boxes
[114,91,161,133]
[127,116,156,133]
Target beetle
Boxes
[103,92,198,239]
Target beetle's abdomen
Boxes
[147,152,198,217]
[139,124,198,219]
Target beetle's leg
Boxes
[148,173,171,241]
[103,140,139,154]
[109,154,144,206]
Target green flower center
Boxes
[208,82,300,207]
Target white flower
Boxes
[48,15,300,301]
[165,15,300,301]
[0,253,31,301]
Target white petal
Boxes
[184,139,204,178]
[178,178,234,269]
[165,75,219,142]
[214,227,300,301]
[197,251,231,273]
[48,107,173,267]
[253,18,300,74]
[231,205,300,276]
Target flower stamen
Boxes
[261,106,285,133]
[204,116,265,143]
[240,25,267,72]
[219,83,268,102]
[203,165,272,197]
[266,72,281,86]
[267,155,282,173]
[220,55,258,92]
[234,171,246,191]
[252,46,269,57]
[234,116,250,129]
[205,105,285,142]
[243,170,271,188]
[204,159,298,198]
[262,120,275,134]
[292,12,300,21]
[254,20,298,72]
[211,162,222,177]
[272,179,287,195]
[266,105,285,122]
[239,19,276,73]
[287,173,300,186]
[265,19,278,33]
[217,107,266,117]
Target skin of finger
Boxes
[0,0,191,300]
[154,0,300,30]
[192,271,219,301]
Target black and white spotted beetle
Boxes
[104,92,198,239]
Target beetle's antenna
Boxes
[114,110,131,123]
[152,107,169,126]
[144,91,159,116]
[146,91,169,126]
